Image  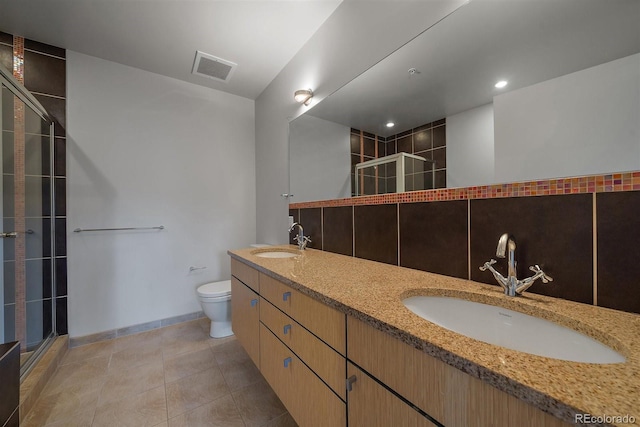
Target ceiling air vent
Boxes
[192,51,237,83]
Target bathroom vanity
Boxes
[228,247,639,427]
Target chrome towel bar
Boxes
[73,225,165,233]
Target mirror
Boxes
[289,0,640,203]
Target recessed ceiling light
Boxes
[495,80,508,89]
[386,122,395,128]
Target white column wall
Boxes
[446,103,495,188]
[67,52,255,337]
[289,115,351,202]
[494,53,640,183]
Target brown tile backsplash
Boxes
[294,171,640,314]
[0,31,12,45]
[33,94,66,137]
[24,51,66,98]
[399,201,468,279]
[322,206,353,256]
[363,136,375,158]
[299,208,322,250]
[54,138,66,176]
[433,147,446,169]
[288,209,299,246]
[350,133,360,153]
[354,204,398,265]
[386,140,396,155]
[24,39,66,59]
[413,130,431,152]
[470,194,593,304]
[397,135,412,153]
[596,191,640,314]
[0,44,12,73]
[432,125,446,148]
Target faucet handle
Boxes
[529,265,553,283]
[479,259,497,271]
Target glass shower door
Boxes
[1,72,56,373]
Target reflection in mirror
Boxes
[289,0,640,203]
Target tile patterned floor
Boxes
[22,318,298,427]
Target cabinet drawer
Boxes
[260,298,346,400]
[347,362,436,427]
[231,277,260,367]
[231,258,259,292]
[347,316,572,427]
[260,273,346,355]
[260,324,346,427]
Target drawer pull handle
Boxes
[346,375,357,392]
[250,299,258,307]
[284,357,292,368]
[283,292,291,301]
[283,324,291,335]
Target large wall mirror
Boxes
[289,0,640,203]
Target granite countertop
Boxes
[228,246,640,426]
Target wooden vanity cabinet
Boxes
[347,316,572,427]
[231,257,570,427]
[260,324,347,427]
[230,260,346,426]
[259,273,346,355]
[230,274,260,367]
[347,362,437,427]
[260,298,346,400]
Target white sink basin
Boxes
[403,296,625,364]
[253,250,298,258]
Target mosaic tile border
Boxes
[13,35,27,351]
[290,171,640,209]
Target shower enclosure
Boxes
[0,65,57,377]
[354,152,436,196]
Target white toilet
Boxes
[196,280,233,338]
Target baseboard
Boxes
[69,311,205,348]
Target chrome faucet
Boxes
[479,233,553,296]
[288,222,311,250]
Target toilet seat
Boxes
[197,280,232,298]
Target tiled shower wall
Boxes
[0,32,68,342]
[290,173,640,315]
[350,120,447,196]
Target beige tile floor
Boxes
[22,318,298,427]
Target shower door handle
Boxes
[0,231,17,238]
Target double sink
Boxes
[250,246,626,365]
[403,294,625,364]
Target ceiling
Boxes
[0,0,342,100]
[307,0,640,136]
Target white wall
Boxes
[446,103,495,188]
[67,52,255,337]
[255,0,468,245]
[289,115,350,202]
[494,53,640,183]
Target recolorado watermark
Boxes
[575,414,636,424]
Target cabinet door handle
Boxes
[346,375,357,392]
[283,324,291,335]
[284,357,292,368]
[283,292,291,301]
[250,299,258,307]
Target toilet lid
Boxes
[197,280,232,298]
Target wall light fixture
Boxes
[294,89,314,106]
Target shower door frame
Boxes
[0,65,57,378]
